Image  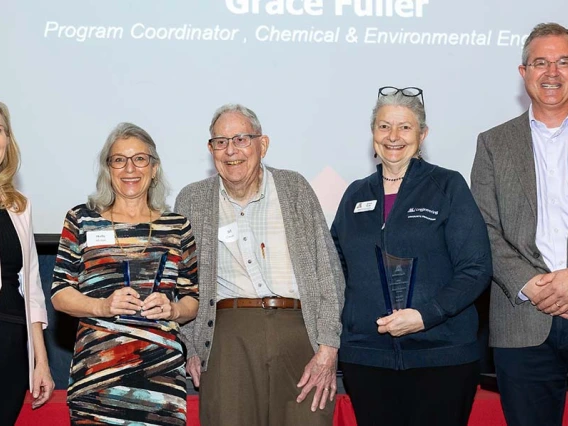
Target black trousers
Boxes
[341,361,479,426]
[494,316,568,426]
[0,321,29,426]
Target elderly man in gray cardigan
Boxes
[175,103,344,426]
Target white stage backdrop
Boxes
[2,1,567,233]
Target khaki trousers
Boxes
[199,308,334,426]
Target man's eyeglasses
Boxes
[378,86,424,106]
[209,134,261,151]
[525,57,568,70]
[107,153,155,169]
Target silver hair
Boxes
[87,122,170,213]
[370,92,427,132]
[209,104,262,136]
[522,22,568,65]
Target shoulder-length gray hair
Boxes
[87,122,170,213]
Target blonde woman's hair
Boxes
[0,102,27,212]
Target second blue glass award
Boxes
[376,246,416,316]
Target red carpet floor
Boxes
[15,388,568,425]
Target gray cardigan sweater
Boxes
[175,167,345,371]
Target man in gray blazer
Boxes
[471,22,568,426]
[175,103,344,426]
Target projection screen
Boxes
[2,0,566,233]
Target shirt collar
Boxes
[219,163,267,204]
[529,104,568,134]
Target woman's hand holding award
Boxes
[117,251,169,325]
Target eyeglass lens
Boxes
[210,135,258,150]
[108,154,151,169]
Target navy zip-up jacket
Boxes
[331,159,492,369]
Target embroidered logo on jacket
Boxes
[407,207,438,221]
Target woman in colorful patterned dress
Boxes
[51,123,199,425]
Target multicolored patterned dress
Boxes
[51,204,198,425]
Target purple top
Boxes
[384,194,397,221]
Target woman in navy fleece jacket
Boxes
[331,87,492,426]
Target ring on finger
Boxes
[160,305,164,313]
[556,301,562,308]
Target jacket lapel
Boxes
[7,208,28,294]
[508,112,538,220]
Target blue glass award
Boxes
[117,251,168,324]
[376,246,416,316]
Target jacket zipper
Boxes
[380,162,415,370]
[380,209,405,370]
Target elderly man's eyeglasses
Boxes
[378,86,424,106]
[209,134,262,151]
[526,57,568,70]
[107,153,155,169]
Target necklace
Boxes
[110,207,153,257]
[382,175,404,182]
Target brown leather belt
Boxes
[216,297,301,310]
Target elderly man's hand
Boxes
[530,270,568,315]
[377,309,424,337]
[296,345,337,412]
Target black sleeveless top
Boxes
[0,209,25,324]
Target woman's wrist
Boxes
[169,302,181,321]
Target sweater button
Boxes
[208,320,213,327]
[205,341,210,348]
[209,299,215,306]
[533,252,540,259]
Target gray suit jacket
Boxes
[174,167,345,371]
[471,111,552,348]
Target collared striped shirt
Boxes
[216,166,299,300]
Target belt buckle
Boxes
[261,297,278,310]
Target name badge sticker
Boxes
[354,200,377,213]
[86,230,116,247]
[218,222,238,243]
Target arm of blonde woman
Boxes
[52,286,143,318]
[141,293,198,324]
[30,322,55,409]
